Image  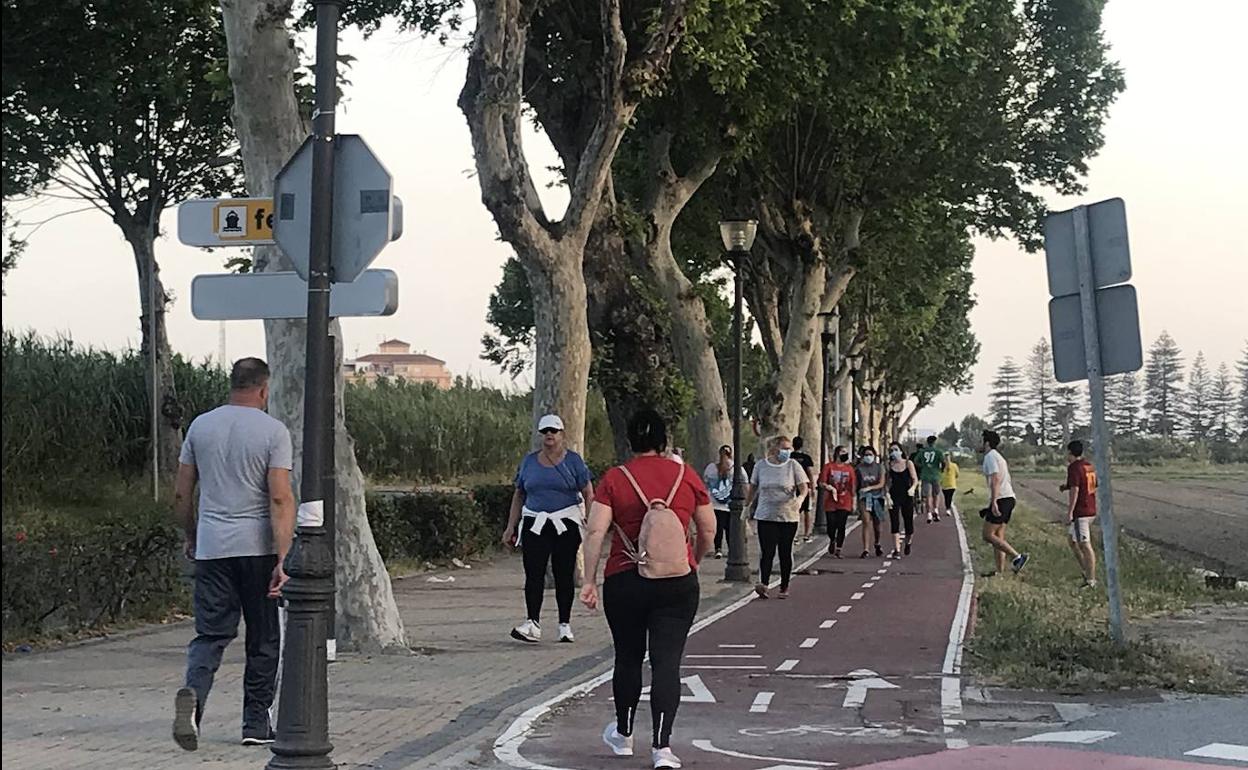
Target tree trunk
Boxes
[800,353,822,450]
[219,0,406,651]
[128,232,181,478]
[525,246,593,451]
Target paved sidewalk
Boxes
[1,542,792,770]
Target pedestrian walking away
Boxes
[502,414,594,644]
[941,453,961,518]
[914,435,946,522]
[746,435,809,599]
[1062,439,1099,588]
[702,444,747,559]
[817,444,857,557]
[790,436,817,543]
[886,442,919,558]
[171,357,295,751]
[979,429,1029,576]
[855,446,887,558]
[579,409,717,770]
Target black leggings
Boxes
[604,570,699,749]
[757,520,798,590]
[714,509,730,551]
[943,489,955,509]
[520,518,581,625]
[890,497,915,538]
[826,509,853,548]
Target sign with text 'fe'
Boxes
[177,198,275,246]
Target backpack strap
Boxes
[662,464,684,506]
[617,466,651,508]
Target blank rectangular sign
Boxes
[1044,198,1131,298]
[191,269,398,320]
[1049,284,1143,383]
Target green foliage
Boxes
[1,332,227,498]
[1144,331,1185,438]
[2,494,188,644]
[988,357,1025,439]
[365,490,488,563]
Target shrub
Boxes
[366,490,489,563]
[2,502,187,644]
[471,483,516,535]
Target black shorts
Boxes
[981,497,1016,525]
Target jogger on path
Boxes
[579,409,717,770]
[979,430,1029,576]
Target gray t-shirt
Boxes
[179,404,294,560]
[750,458,808,523]
[703,462,749,512]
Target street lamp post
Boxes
[815,311,837,532]
[720,219,757,583]
[848,355,863,449]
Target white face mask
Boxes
[862,454,876,464]
[890,449,903,461]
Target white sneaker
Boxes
[652,746,683,769]
[558,623,575,643]
[602,721,633,756]
[510,619,541,643]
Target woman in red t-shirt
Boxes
[818,444,858,558]
[579,410,716,770]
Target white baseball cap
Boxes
[537,414,565,432]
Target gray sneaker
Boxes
[172,687,199,751]
[241,725,275,746]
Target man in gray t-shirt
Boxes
[172,358,295,752]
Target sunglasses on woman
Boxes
[539,427,562,435]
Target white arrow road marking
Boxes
[819,669,900,708]
[1014,730,1117,745]
[836,605,852,613]
[750,692,774,713]
[1184,743,1248,762]
[819,620,837,629]
[641,674,716,703]
[776,659,800,672]
[800,638,819,649]
[691,740,838,767]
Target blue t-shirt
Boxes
[515,450,593,513]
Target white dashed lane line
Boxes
[718,644,756,649]
[836,605,852,613]
[686,654,762,659]
[799,638,819,649]
[861,582,875,589]
[819,620,836,629]
[851,592,865,600]
[776,659,799,672]
[750,692,775,714]
[877,569,888,574]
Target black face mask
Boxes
[837,453,849,462]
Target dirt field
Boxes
[1013,473,1248,576]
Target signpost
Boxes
[191,269,399,320]
[177,197,276,246]
[1044,198,1137,645]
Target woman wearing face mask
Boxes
[855,446,887,558]
[818,445,857,558]
[886,442,920,558]
[746,435,809,599]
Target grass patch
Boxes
[960,487,1247,693]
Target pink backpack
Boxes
[613,465,692,579]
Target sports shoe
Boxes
[832,548,842,559]
[510,619,541,643]
[653,746,683,769]
[1011,553,1030,574]
[173,687,199,751]
[904,541,912,556]
[714,550,723,559]
[602,721,634,756]
[860,550,870,559]
[875,545,884,557]
[241,725,275,746]
[754,583,770,599]
[933,514,941,522]
[888,549,902,559]
[558,623,575,643]
[1081,579,1097,589]
[778,588,790,599]
[926,515,934,523]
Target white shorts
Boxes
[1069,518,1092,543]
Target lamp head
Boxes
[719,219,758,252]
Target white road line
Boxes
[691,740,838,767]
[799,637,819,649]
[776,659,800,672]
[718,644,756,649]
[1015,730,1117,745]
[1185,743,1248,762]
[861,582,875,589]
[686,654,762,659]
[750,692,775,713]
[940,504,976,751]
[492,522,863,769]
[851,592,865,600]
[819,620,836,629]
[683,665,767,670]
[877,569,888,574]
[836,605,852,613]
[883,560,893,566]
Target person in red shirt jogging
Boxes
[818,444,857,558]
[1061,439,1098,588]
[579,409,717,770]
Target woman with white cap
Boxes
[502,414,594,643]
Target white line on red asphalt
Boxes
[819,620,836,629]
[749,692,775,714]
[940,503,976,751]
[718,644,756,649]
[851,592,865,600]
[686,654,763,659]
[836,605,852,613]
[683,665,767,670]
[776,659,799,672]
[876,569,887,574]
[799,637,819,649]
[861,582,874,588]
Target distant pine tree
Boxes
[989,357,1025,439]
[1143,331,1184,438]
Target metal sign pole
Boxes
[150,246,159,502]
[1073,205,1126,645]
[269,0,341,767]
[725,260,750,582]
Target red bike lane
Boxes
[499,512,971,769]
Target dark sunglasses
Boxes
[539,427,562,435]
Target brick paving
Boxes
[1,543,783,769]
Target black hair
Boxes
[926,435,937,445]
[719,444,732,456]
[859,445,877,458]
[627,409,668,454]
[982,429,1001,449]
[230,357,270,391]
[833,444,847,459]
[793,436,804,450]
[1068,440,1084,457]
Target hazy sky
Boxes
[4,0,1246,432]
